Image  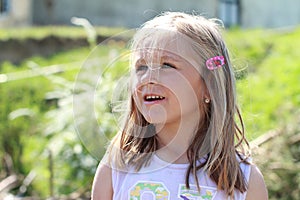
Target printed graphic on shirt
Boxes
[129,181,217,200]
[129,181,170,200]
[178,184,217,200]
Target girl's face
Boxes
[131,41,208,126]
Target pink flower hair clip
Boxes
[206,55,225,70]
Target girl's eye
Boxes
[135,65,148,72]
[162,62,176,69]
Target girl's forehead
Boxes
[133,29,188,55]
[133,48,183,62]
[132,38,192,62]
[132,43,200,70]
[131,28,203,68]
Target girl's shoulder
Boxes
[235,153,268,200]
[246,165,268,200]
[91,163,113,199]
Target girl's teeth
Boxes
[145,95,165,100]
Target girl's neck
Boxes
[155,118,199,164]
[156,149,189,164]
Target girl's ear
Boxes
[202,81,211,100]
[204,98,211,104]
[203,90,211,104]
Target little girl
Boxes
[92,12,268,200]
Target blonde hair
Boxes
[107,12,250,197]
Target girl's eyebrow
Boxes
[134,58,146,65]
[161,54,182,62]
[134,53,183,64]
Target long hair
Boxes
[107,12,250,197]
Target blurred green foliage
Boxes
[0,26,299,199]
[256,119,300,200]
[0,48,91,197]
[226,28,300,139]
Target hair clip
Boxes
[206,56,225,70]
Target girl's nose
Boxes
[141,65,160,84]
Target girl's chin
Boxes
[143,116,166,125]
[142,104,167,124]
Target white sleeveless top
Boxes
[110,155,251,200]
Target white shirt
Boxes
[110,154,251,200]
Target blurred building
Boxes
[0,0,32,26]
[1,0,300,28]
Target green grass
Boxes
[0,26,126,40]
[225,27,300,139]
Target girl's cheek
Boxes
[132,72,144,85]
[130,75,141,92]
[131,80,143,103]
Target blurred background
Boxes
[0,0,299,199]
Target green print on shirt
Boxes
[129,181,169,200]
[179,184,215,199]
[129,181,217,200]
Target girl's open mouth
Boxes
[144,94,165,103]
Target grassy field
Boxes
[226,28,300,139]
[0,26,126,40]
